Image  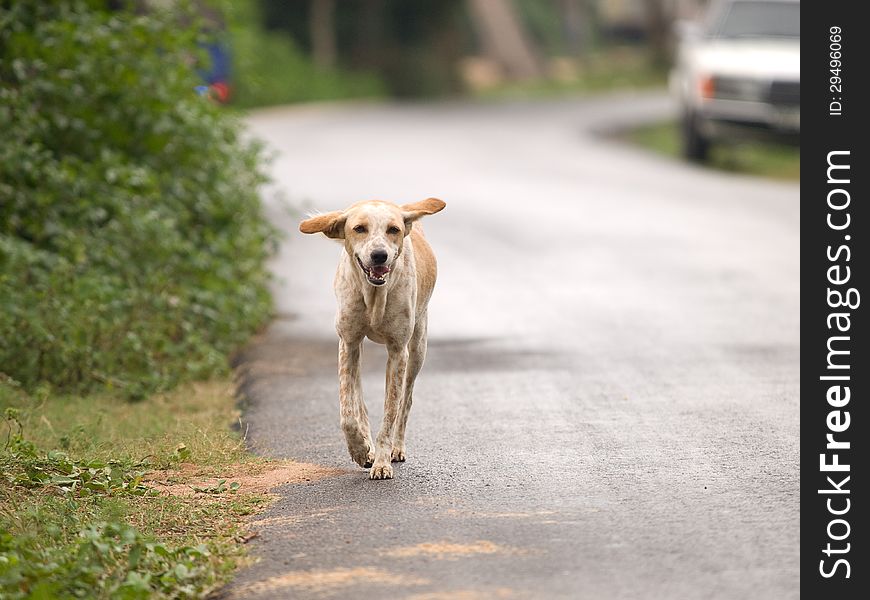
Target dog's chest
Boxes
[362,308,411,344]
[334,258,416,344]
[363,286,413,332]
[336,286,414,344]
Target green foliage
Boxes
[626,121,801,181]
[0,1,276,396]
[474,48,668,100]
[191,479,240,494]
[0,376,270,599]
[0,377,252,469]
[0,392,260,599]
[0,414,192,599]
[2,408,152,497]
[252,0,465,100]
[0,522,216,599]
[223,2,385,109]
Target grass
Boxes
[626,120,800,181]
[474,48,668,101]
[0,377,273,599]
[2,380,251,468]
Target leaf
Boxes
[173,443,191,461]
[128,544,142,569]
[49,475,77,486]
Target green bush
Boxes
[0,1,276,397]
[224,2,385,109]
[1,521,219,599]
[0,408,217,599]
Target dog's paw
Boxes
[369,463,394,480]
[348,442,375,469]
[390,446,406,462]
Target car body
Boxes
[669,0,800,160]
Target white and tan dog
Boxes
[299,198,446,479]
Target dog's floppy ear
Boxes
[401,198,446,231]
[299,210,346,239]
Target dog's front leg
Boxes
[338,337,374,468]
[370,342,409,479]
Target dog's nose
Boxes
[371,250,388,265]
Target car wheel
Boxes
[681,111,710,162]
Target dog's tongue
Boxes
[371,265,390,277]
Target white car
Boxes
[669,0,800,160]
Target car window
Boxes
[711,1,800,39]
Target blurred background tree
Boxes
[227,0,704,107]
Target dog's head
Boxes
[299,198,446,287]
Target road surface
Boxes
[224,92,799,599]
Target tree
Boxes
[643,0,672,66]
[558,0,590,57]
[309,0,336,69]
[467,0,543,80]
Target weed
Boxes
[1,379,271,599]
[625,120,800,181]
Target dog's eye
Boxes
[386,226,401,235]
[353,225,367,234]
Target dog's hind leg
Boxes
[392,314,427,462]
[338,337,374,468]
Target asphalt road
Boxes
[224,92,799,599]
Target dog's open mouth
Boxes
[357,256,390,286]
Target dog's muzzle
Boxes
[357,255,391,286]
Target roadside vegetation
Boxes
[223,0,670,109]
[626,121,800,181]
[1,379,271,598]
[1,2,277,597]
[1,2,275,398]
[473,48,667,100]
[225,2,385,109]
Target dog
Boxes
[299,198,446,479]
